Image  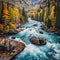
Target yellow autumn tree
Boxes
[14,7,19,19]
[49,6,55,20]
[9,22,16,30]
[4,25,10,33]
[49,5,56,30]
[9,6,16,22]
[44,11,46,23]
[40,9,43,14]
[9,6,19,30]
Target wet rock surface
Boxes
[0,38,25,60]
[30,37,46,45]
[39,31,43,34]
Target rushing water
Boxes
[11,18,60,60]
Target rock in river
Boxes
[39,31,43,34]
[8,29,19,34]
[30,37,46,45]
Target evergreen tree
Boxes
[45,0,51,28]
[45,18,51,28]
[22,8,27,21]
[55,2,60,29]
[41,9,44,22]
[45,7,51,29]
[0,1,5,23]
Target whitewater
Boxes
[12,18,60,60]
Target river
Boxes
[11,18,60,60]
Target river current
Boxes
[11,18,60,60]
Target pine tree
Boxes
[22,8,27,21]
[41,9,44,22]
[55,2,60,29]
[36,13,39,21]
[0,1,5,23]
[45,0,51,28]
[45,18,51,28]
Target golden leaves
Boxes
[40,10,43,14]
[9,22,16,30]
[44,11,46,22]
[49,6,55,20]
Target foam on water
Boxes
[14,42,60,60]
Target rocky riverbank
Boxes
[0,38,25,60]
[8,28,25,35]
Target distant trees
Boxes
[0,2,20,34]
[29,0,60,31]
[0,1,29,35]
[35,9,44,22]
[19,8,28,24]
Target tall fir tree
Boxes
[22,8,27,21]
[45,0,51,28]
[40,9,44,22]
[0,1,4,23]
[55,2,60,29]
[45,18,51,28]
[36,13,39,21]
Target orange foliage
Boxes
[0,24,3,30]
[44,11,46,23]
[3,9,9,15]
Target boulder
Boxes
[8,29,19,35]
[11,36,16,39]
[30,37,46,45]
[39,31,43,34]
